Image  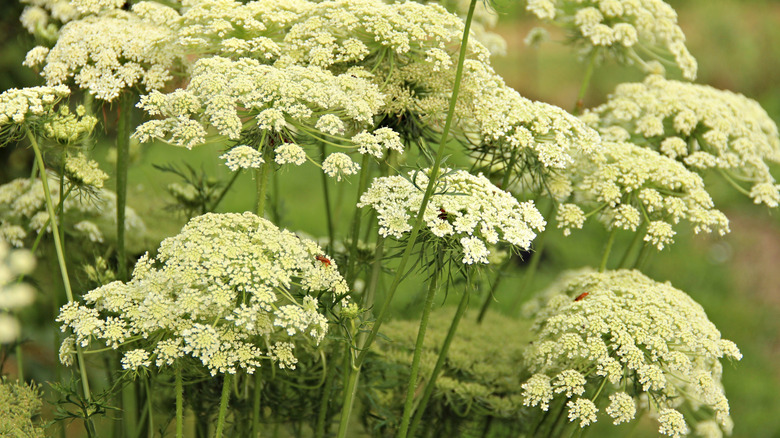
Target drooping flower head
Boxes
[521,269,741,435]
[358,168,546,264]
[57,212,348,375]
[583,75,780,206]
[553,141,729,248]
[526,0,697,79]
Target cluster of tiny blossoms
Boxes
[57,213,348,375]
[26,10,176,101]
[0,177,144,248]
[0,241,36,343]
[521,269,741,436]
[357,169,546,264]
[459,61,602,189]
[583,75,780,206]
[0,85,69,127]
[134,56,384,151]
[555,141,729,248]
[526,0,697,79]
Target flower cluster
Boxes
[0,85,70,126]
[554,141,729,248]
[28,10,176,101]
[459,61,602,190]
[0,177,145,248]
[0,241,36,343]
[363,309,530,432]
[134,56,384,150]
[0,378,45,437]
[57,212,348,375]
[42,104,97,144]
[358,169,546,264]
[220,145,265,171]
[583,75,780,206]
[521,269,741,436]
[526,0,697,79]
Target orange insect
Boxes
[574,292,589,302]
[315,255,332,266]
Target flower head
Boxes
[584,75,780,206]
[522,269,740,434]
[358,168,545,264]
[57,212,347,375]
[526,0,697,79]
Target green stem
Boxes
[335,358,360,438]
[252,372,262,438]
[408,289,469,437]
[116,93,132,281]
[314,357,336,438]
[321,144,336,250]
[599,228,617,273]
[398,270,440,438]
[58,152,66,251]
[145,376,154,437]
[15,343,24,381]
[345,154,372,284]
[81,92,94,151]
[209,171,240,212]
[509,232,548,313]
[176,368,183,438]
[476,254,512,324]
[618,228,644,269]
[26,128,94,420]
[574,49,599,115]
[215,374,233,438]
[632,243,652,270]
[336,1,479,434]
[255,155,272,216]
[123,381,138,438]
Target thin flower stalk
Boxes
[398,266,441,438]
[345,153,372,284]
[26,127,94,431]
[175,367,183,438]
[215,373,233,438]
[407,288,470,437]
[116,93,131,280]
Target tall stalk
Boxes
[215,374,234,438]
[255,149,273,215]
[335,2,480,434]
[407,286,470,437]
[345,154,372,284]
[26,128,95,432]
[116,93,132,281]
[175,367,183,438]
[397,268,440,438]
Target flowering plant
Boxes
[1,0,775,437]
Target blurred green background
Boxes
[2,0,780,437]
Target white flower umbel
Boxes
[526,0,697,79]
[583,75,780,206]
[457,61,602,190]
[558,141,730,247]
[134,57,384,148]
[522,269,741,434]
[322,152,360,181]
[33,10,176,101]
[358,168,546,264]
[220,145,264,171]
[0,85,69,126]
[0,241,36,343]
[56,212,348,375]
